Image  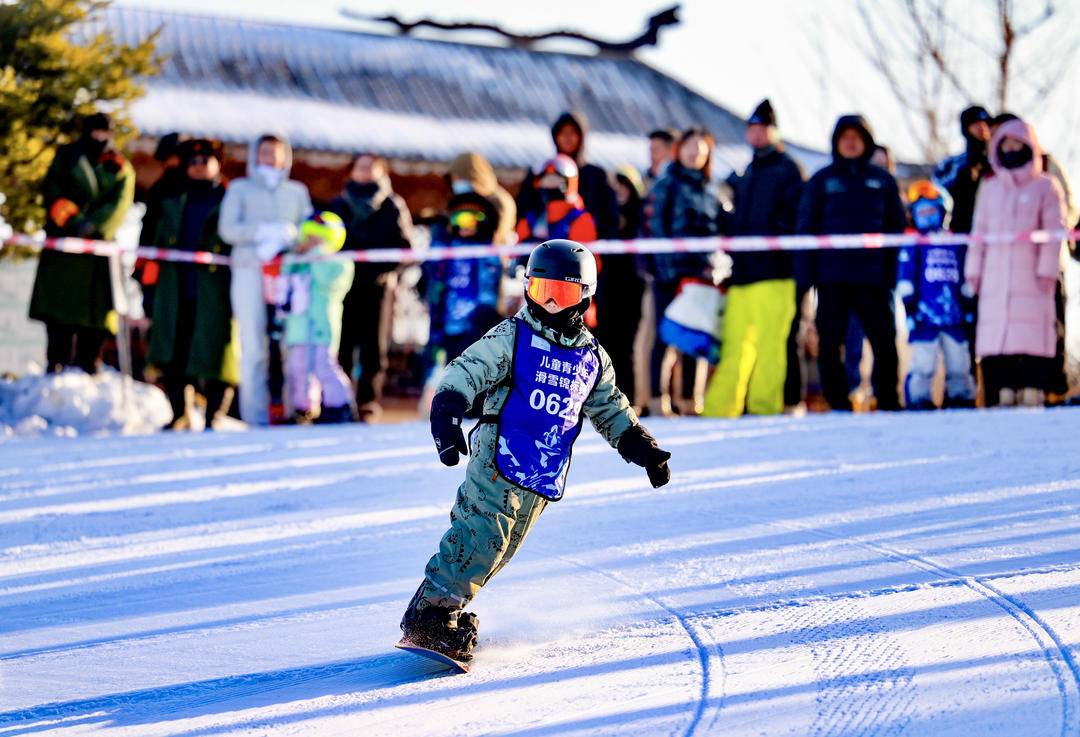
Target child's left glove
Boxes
[430,391,470,467]
[617,425,672,488]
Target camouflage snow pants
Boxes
[416,466,548,612]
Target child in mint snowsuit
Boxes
[897,181,976,409]
[280,212,355,424]
[401,239,672,662]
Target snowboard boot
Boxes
[401,600,479,662]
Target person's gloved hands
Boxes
[430,391,469,467]
[617,424,672,488]
[48,198,80,229]
[254,222,299,262]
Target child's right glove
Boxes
[430,390,470,467]
[617,425,672,488]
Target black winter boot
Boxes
[401,589,479,662]
[316,404,355,424]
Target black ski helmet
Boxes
[525,239,597,299]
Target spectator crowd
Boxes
[27,100,1080,429]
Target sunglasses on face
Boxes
[188,156,212,167]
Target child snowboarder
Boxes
[897,180,977,409]
[399,239,672,667]
[278,211,356,424]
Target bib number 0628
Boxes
[529,389,578,419]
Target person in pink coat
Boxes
[966,118,1067,407]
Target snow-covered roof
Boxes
[86,6,828,176]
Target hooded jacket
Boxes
[796,115,906,287]
[446,152,517,245]
[965,119,1066,359]
[516,112,619,239]
[218,133,313,268]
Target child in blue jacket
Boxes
[897,181,976,409]
[425,192,504,365]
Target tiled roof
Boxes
[89,6,828,174]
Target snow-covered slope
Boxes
[0,409,1078,736]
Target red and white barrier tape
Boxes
[4,229,1078,266]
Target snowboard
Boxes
[396,638,471,674]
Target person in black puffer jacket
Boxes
[593,166,648,408]
[643,127,726,416]
[328,153,414,421]
[796,114,906,411]
[704,100,805,417]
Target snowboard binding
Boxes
[399,602,479,671]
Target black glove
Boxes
[430,391,469,467]
[617,424,672,488]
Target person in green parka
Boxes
[399,239,673,665]
[146,139,239,430]
[278,212,355,425]
[29,112,135,373]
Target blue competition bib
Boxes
[495,321,601,501]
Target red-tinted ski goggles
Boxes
[526,276,589,310]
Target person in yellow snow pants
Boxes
[704,278,795,417]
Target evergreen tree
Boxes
[0,0,159,234]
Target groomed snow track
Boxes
[1,409,1078,736]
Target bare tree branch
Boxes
[849,0,1075,161]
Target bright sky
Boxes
[118,0,1080,182]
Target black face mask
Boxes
[82,134,108,161]
[347,181,381,199]
[526,296,589,336]
[998,144,1033,170]
[185,176,216,193]
[538,186,567,204]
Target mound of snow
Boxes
[0,367,170,438]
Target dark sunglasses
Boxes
[187,156,213,166]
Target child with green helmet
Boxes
[277,211,355,424]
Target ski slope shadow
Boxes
[0,653,450,735]
[159,647,700,737]
[0,591,402,661]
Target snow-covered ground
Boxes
[1,409,1078,736]
[0,368,172,439]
